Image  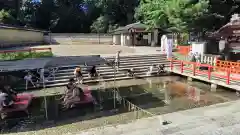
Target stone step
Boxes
[46,71,169,85]
[55,62,176,76]
[54,57,170,70]
[105,56,166,61]
[17,54,174,91]
[17,71,169,90]
[49,68,160,81]
[105,54,166,58]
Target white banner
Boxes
[166,39,173,59]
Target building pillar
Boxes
[148,33,151,46]
[153,29,158,46]
[120,34,124,46]
[210,83,217,92]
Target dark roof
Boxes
[0,55,106,72]
[211,20,240,38]
[112,22,149,34]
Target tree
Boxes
[0,9,16,24]
[18,0,40,27]
[135,0,209,33]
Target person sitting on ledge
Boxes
[3,85,17,102]
[88,65,98,78]
[24,72,36,90]
[63,87,85,109]
[74,67,83,84]
[0,86,17,109]
[147,64,155,76]
[157,64,165,74]
[126,68,135,77]
[61,78,76,107]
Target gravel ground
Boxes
[32,45,136,56]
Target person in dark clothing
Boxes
[88,65,98,78]
[3,85,17,102]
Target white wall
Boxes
[44,33,112,45]
[113,34,121,45]
[0,26,44,48]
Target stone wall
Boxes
[0,25,44,48]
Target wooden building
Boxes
[210,14,240,61]
[112,22,159,46]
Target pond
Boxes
[0,76,238,133]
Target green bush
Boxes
[0,51,53,61]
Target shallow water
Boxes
[1,76,238,133]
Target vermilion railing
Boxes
[169,59,240,85]
[216,60,240,74]
[0,47,52,54]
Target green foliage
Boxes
[0,51,53,61]
[90,16,108,32]
[0,9,16,24]
[2,0,240,35]
[135,0,209,32]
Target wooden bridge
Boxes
[169,59,240,91]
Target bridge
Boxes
[168,59,240,91]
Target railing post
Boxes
[170,59,173,71]
[180,61,183,73]
[226,68,230,85]
[192,63,196,76]
[208,65,211,80]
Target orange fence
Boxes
[176,46,191,55]
[216,60,240,74]
[169,59,240,85]
[0,48,52,54]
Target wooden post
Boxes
[192,63,196,76]
[170,59,173,71]
[180,61,183,73]
[208,65,211,80]
[226,68,230,85]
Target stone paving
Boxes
[73,100,240,135]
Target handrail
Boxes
[0,47,52,54]
[216,60,240,74]
[169,59,240,85]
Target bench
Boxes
[0,94,33,114]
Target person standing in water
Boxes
[115,50,121,70]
